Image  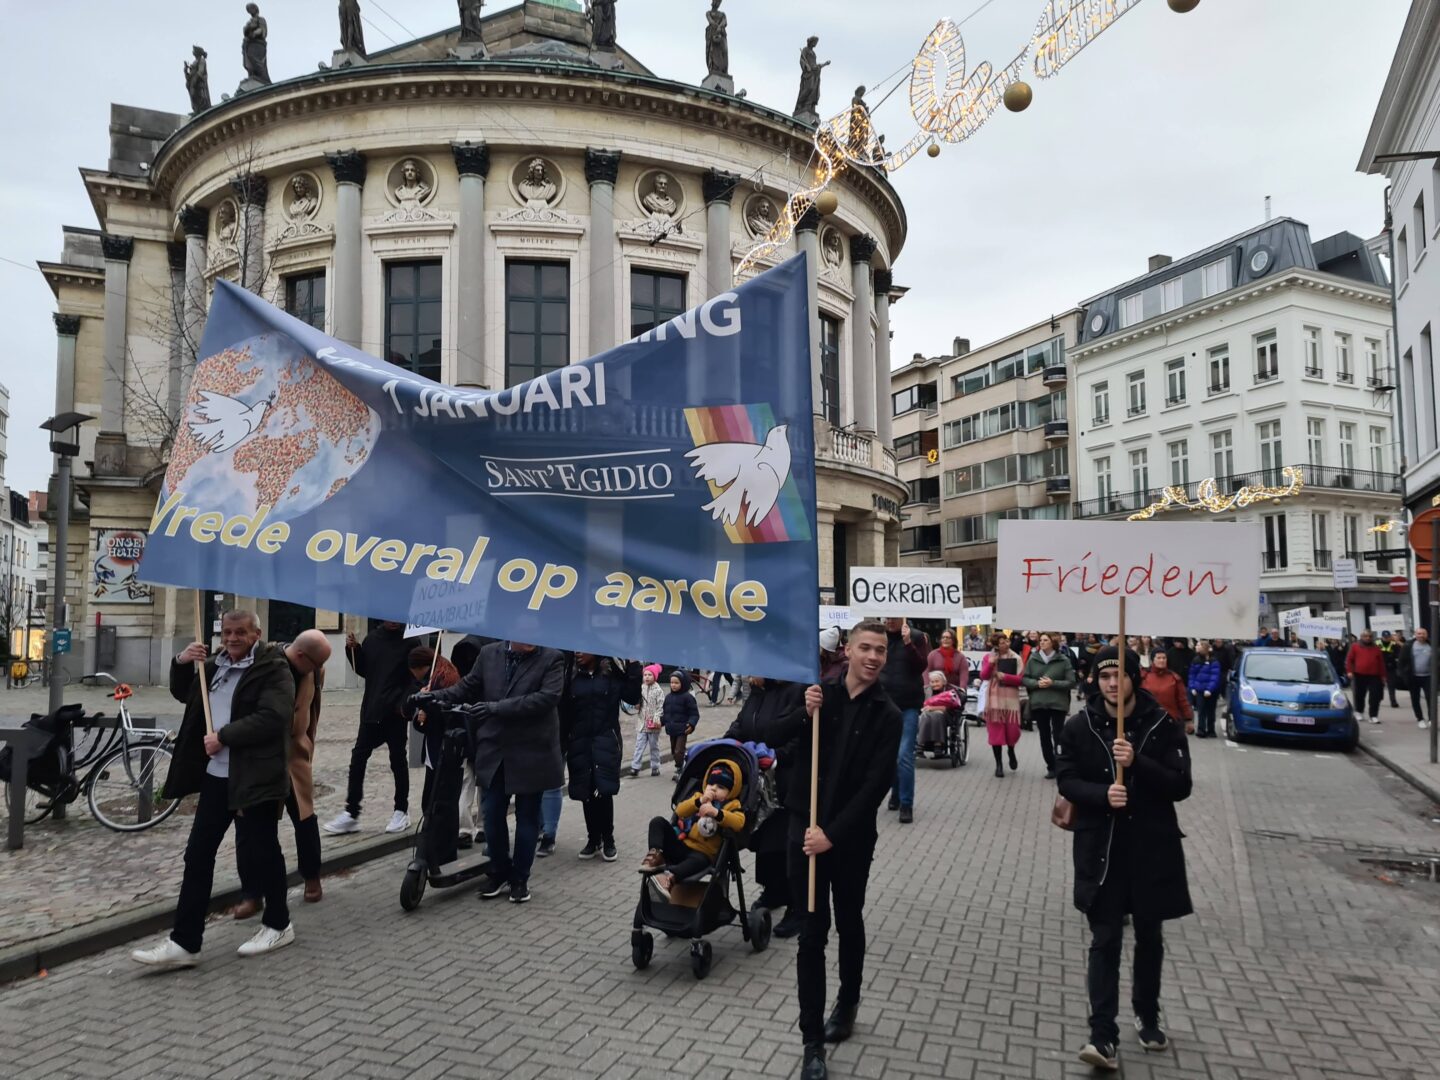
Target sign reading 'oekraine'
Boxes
[995,520,1261,639]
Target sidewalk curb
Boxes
[1358,737,1440,806]
[0,831,413,985]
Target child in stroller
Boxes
[630,739,773,978]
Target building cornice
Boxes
[37,262,105,298]
[1358,0,1440,174]
[146,62,906,256]
[1069,271,1392,362]
[79,168,167,232]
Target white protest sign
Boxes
[1370,614,1407,634]
[995,520,1261,638]
[1279,607,1307,629]
[849,567,964,618]
[1297,617,1345,640]
[405,623,441,638]
[961,605,994,626]
[819,605,861,630]
[1332,558,1359,589]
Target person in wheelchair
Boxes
[917,670,963,752]
[638,760,746,900]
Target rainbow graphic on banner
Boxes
[684,404,813,545]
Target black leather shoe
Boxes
[800,1042,828,1079]
[773,909,805,938]
[823,1001,858,1043]
[898,806,913,824]
[887,794,899,811]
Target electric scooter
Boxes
[399,702,491,911]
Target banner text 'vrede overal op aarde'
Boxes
[138,255,819,683]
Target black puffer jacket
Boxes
[1056,690,1193,922]
[560,658,641,800]
[725,678,806,854]
[660,671,700,737]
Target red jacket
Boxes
[1141,669,1193,722]
[1345,643,1386,681]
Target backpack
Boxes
[0,705,85,788]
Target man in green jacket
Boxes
[1022,631,1077,779]
[131,610,297,968]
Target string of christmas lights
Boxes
[1126,467,1306,522]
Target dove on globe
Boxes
[685,424,792,527]
[186,390,276,454]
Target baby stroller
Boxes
[630,738,772,979]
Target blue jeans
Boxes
[892,707,920,808]
[481,764,543,888]
[541,786,563,840]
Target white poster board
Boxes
[819,605,862,630]
[849,567,964,618]
[1332,558,1359,590]
[404,623,441,638]
[1370,614,1407,634]
[995,520,1261,638]
[1296,617,1346,640]
[1279,607,1307,629]
[961,605,994,626]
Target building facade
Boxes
[1070,218,1403,631]
[1360,0,1440,601]
[38,1,907,682]
[890,312,1080,608]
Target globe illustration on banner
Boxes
[163,334,381,524]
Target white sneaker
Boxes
[321,810,361,834]
[1420,720,1432,729]
[131,937,199,968]
[384,810,411,833]
[237,922,295,957]
[1368,717,1382,725]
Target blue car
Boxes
[1224,648,1358,751]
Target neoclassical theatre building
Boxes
[40,0,906,683]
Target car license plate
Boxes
[1274,715,1316,726]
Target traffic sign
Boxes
[52,629,72,655]
[1390,576,1409,594]
[1408,507,1440,560]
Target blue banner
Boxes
[139,256,819,683]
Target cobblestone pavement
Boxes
[3,695,1439,1080]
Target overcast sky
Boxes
[0,0,1410,495]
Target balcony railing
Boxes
[1042,365,1067,386]
[1262,552,1287,571]
[1208,382,1229,395]
[1071,465,1403,518]
[1254,368,1279,384]
[1127,404,1146,417]
[1304,365,1322,377]
[1337,371,1354,384]
[1045,476,1071,496]
[1044,420,1070,441]
[1313,548,1332,570]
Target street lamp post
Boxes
[40,413,93,719]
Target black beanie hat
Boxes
[1094,643,1141,683]
[707,763,736,790]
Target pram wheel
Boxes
[631,930,654,970]
[747,906,772,952]
[690,940,713,979]
[399,862,427,912]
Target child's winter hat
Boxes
[707,763,736,791]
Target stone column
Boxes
[53,313,80,417]
[850,234,878,435]
[585,149,621,356]
[873,267,894,450]
[795,207,823,417]
[702,170,738,299]
[179,205,209,405]
[326,151,367,348]
[229,173,268,294]
[166,242,187,424]
[451,142,490,388]
[99,234,133,436]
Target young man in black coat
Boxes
[417,639,566,904]
[753,621,902,1080]
[1057,644,1192,1073]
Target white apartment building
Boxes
[1070,218,1404,628]
[1360,0,1440,592]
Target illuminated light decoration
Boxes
[737,0,1151,274]
[1368,519,1401,534]
[1126,467,1306,521]
[1003,80,1033,111]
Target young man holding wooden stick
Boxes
[754,619,901,1080]
[1056,642,1192,1073]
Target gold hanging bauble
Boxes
[1167,0,1200,12]
[814,191,839,216]
[926,142,941,158]
[1003,81,1033,112]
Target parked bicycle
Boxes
[1,673,180,832]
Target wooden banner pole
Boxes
[1115,595,1127,784]
[426,631,444,690]
[807,705,820,913]
[193,591,214,737]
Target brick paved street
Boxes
[3,696,1439,1080]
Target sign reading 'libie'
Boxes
[995,520,1261,639]
[138,256,821,683]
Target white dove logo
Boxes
[186,390,276,454]
[685,424,792,527]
